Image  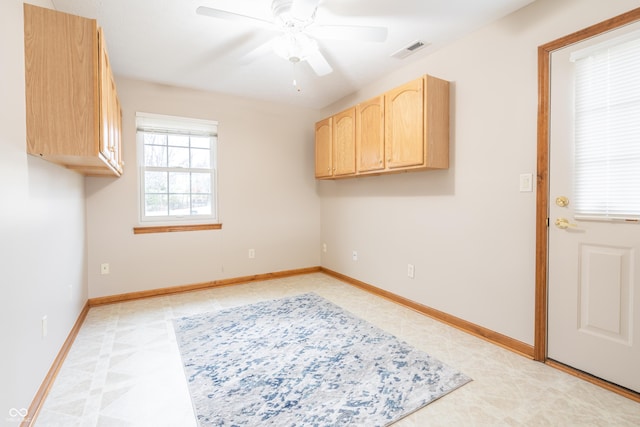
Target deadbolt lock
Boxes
[555,196,569,207]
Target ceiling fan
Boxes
[196,0,388,77]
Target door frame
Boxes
[535,7,640,399]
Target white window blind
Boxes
[136,112,218,222]
[572,32,640,220]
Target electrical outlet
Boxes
[407,264,415,279]
[100,263,110,275]
[322,243,327,253]
[248,249,255,259]
[352,251,358,261]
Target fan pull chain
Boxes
[291,60,302,93]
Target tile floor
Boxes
[35,273,640,426]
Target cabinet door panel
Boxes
[356,96,385,173]
[333,108,356,176]
[99,28,123,173]
[385,78,424,169]
[315,118,332,178]
[114,95,123,171]
[24,4,99,159]
[99,30,111,163]
[424,75,450,169]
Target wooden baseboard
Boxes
[88,266,322,306]
[326,268,640,402]
[25,265,537,426]
[24,266,638,424]
[321,267,535,359]
[23,266,320,425]
[545,359,640,403]
[21,302,90,427]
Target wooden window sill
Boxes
[133,223,222,234]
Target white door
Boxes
[548,24,640,393]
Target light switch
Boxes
[519,173,533,192]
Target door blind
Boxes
[572,32,640,220]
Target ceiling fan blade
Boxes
[196,6,274,30]
[290,0,321,20]
[310,25,388,43]
[239,38,277,65]
[305,49,332,76]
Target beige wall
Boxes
[5,0,639,416]
[85,78,321,298]
[0,0,88,417]
[317,0,640,345]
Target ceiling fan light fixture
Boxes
[272,0,315,29]
[272,32,318,63]
[197,0,385,78]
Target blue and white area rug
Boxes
[173,293,471,426]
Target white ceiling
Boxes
[50,0,535,109]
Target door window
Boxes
[572,32,640,220]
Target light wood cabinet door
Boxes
[99,29,123,174]
[24,4,123,177]
[356,96,385,173]
[332,108,356,176]
[315,118,332,178]
[424,75,450,169]
[385,77,425,169]
[24,4,99,162]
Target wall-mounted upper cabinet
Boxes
[314,107,356,179]
[315,74,449,180]
[24,4,123,177]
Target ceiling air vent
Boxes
[391,40,429,59]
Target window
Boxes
[572,31,640,220]
[136,113,218,223]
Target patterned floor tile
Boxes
[34,273,640,426]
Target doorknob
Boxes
[554,217,577,229]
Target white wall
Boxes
[317,0,640,345]
[85,78,321,298]
[0,0,88,421]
